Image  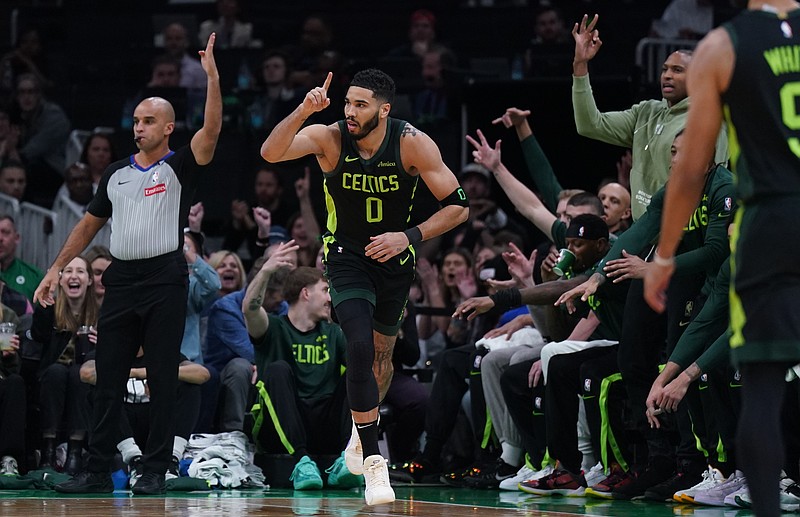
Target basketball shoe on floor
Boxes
[363,455,395,505]
[674,466,727,504]
[693,470,747,506]
[500,464,554,491]
[519,468,587,497]
[585,464,635,499]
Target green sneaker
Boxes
[290,456,323,490]
[327,452,364,489]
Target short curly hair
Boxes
[349,69,395,104]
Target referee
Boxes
[33,34,222,495]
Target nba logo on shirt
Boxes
[584,378,591,392]
[534,397,542,409]
[724,197,732,211]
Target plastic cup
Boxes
[552,248,575,277]
[0,322,17,351]
[75,325,92,362]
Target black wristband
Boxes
[255,236,269,247]
[489,288,522,312]
[404,227,423,246]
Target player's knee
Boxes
[347,340,375,383]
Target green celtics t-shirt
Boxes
[0,258,44,302]
[253,314,347,399]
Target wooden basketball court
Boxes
[0,486,751,516]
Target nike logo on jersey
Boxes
[399,254,410,265]
[355,423,372,429]
[678,321,690,327]
[344,155,359,162]
[118,180,132,185]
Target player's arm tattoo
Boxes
[401,124,424,138]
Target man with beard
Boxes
[32,34,221,496]
[261,68,468,505]
[644,1,800,515]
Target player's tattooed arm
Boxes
[401,123,424,138]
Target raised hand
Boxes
[188,202,204,232]
[262,240,300,274]
[253,207,272,239]
[465,129,501,172]
[491,107,531,130]
[300,72,333,118]
[503,243,535,288]
[198,33,219,79]
[572,14,602,67]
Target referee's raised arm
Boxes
[190,33,222,166]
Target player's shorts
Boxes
[729,198,800,364]
[323,236,415,336]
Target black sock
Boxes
[356,420,381,459]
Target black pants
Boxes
[39,362,90,436]
[580,348,630,471]
[383,371,428,462]
[87,251,188,476]
[421,345,489,465]
[0,373,26,460]
[618,276,706,464]
[547,346,621,473]
[120,381,202,450]
[501,359,546,467]
[256,361,350,458]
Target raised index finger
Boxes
[321,72,333,92]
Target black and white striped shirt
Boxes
[88,147,202,260]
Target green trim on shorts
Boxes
[729,208,746,349]
[330,286,376,308]
[373,318,401,336]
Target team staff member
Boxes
[261,68,468,505]
[32,33,222,496]
[644,2,800,515]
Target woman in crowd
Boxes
[32,255,98,474]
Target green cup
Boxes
[552,248,575,277]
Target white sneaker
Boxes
[583,462,606,490]
[694,470,746,506]
[676,466,727,503]
[500,465,535,491]
[733,471,796,509]
[0,456,18,476]
[514,464,555,491]
[345,422,363,475]
[363,455,395,505]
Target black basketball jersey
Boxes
[323,118,418,253]
[722,8,800,202]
